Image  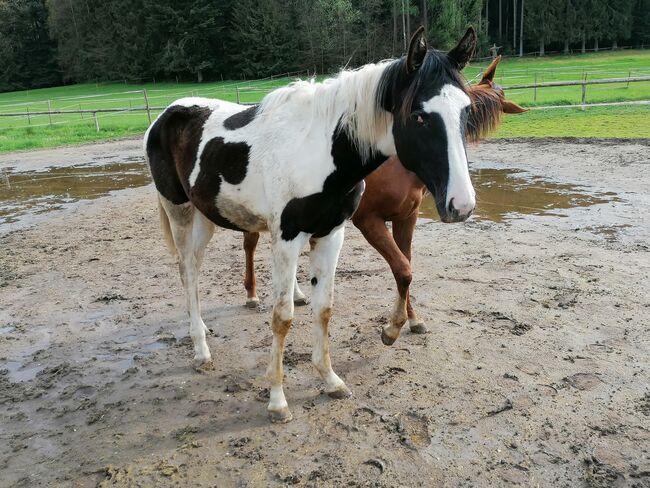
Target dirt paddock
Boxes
[1,139,649,487]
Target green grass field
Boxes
[1,50,649,153]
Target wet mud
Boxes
[0,139,649,487]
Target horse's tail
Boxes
[158,197,177,256]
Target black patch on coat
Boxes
[190,138,251,231]
[146,104,212,205]
[223,105,258,130]
[279,121,388,241]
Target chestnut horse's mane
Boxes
[466,84,503,143]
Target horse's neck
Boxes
[330,123,394,193]
[326,62,395,164]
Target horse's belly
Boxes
[215,193,268,232]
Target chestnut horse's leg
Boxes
[159,197,215,369]
[355,215,411,345]
[243,231,308,307]
[243,231,260,308]
[309,227,351,398]
[392,213,427,334]
[266,231,308,423]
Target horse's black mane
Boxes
[376,50,467,124]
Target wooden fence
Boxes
[1,76,649,132]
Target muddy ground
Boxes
[1,139,649,487]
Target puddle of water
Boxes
[0,160,623,228]
[4,360,45,382]
[0,161,150,226]
[112,357,136,371]
[142,340,169,352]
[420,168,621,223]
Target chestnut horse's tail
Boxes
[158,197,177,256]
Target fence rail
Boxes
[1,75,649,132]
[503,75,650,90]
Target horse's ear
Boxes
[502,99,528,114]
[406,26,427,73]
[448,26,477,70]
[480,55,501,85]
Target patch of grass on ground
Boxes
[495,105,650,139]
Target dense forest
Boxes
[0,0,648,92]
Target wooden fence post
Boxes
[47,100,52,125]
[627,70,631,88]
[581,73,588,110]
[143,90,152,124]
[93,112,100,132]
[26,106,31,125]
[236,87,240,104]
[533,73,538,102]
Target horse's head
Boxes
[476,55,528,115]
[379,26,478,223]
[465,55,528,142]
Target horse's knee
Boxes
[272,304,292,336]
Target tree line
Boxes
[0,0,648,92]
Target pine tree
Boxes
[0,0,60,91]
[525,0,561,56]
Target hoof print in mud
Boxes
[268,408,293,424]
[326,384,352,399]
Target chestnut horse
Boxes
[242,55,526,335]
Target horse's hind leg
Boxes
[159,197,215,368]
[309,227,351,399]
[293,277,308,306]
[243,231,260,308]
[392,213,426,334]
[243,231,307,308]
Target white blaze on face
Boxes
[421,84,476,215]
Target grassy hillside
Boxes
[1,50,649,152]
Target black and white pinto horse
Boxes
[144,27,477,423]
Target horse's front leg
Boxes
[309,226,351,398]
[392,213,426,333]
[354,215,411,345]
[266,232,308,423]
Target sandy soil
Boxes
[1,139,649,487]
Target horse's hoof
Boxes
[294,297,309,306]
[193,358,214,372]
[327,384,352,399]
[245,298,259,309]
[381,329,397,346]
[409,322,427,334]
[268,407,293,423]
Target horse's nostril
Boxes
[448,198,455,213]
